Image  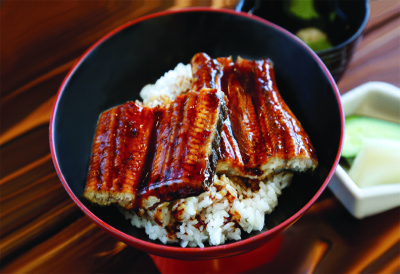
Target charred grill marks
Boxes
[191,52,222,92]
[139,88,226,209]
[84,102,158,209]
[216,56,317,178]
[85,87,226,210]
[84,53,318,212]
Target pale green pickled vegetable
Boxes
[342,115,400,158]
[295,27,333,51]
[288,0,319,20]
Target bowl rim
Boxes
[49,7,344,257]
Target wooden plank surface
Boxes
[337,0,400,93]
[1,0,399,273]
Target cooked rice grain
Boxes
[121,173,292,247]
[121,63,293,247]
[140,63,192,107]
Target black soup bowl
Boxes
[50,8,344,260]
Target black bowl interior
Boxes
[52,10,342,247]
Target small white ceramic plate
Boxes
[329,81,400,219]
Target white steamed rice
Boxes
[121,63,294,247]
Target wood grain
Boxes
[337,0,400,93]
[0,1,399,273]
[2,216,158,274]
[249,198,400,273]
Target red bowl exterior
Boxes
[149,233,284,272]
[50,7,344,260]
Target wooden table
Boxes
[1,1,399,273]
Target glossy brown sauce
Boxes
[236,57,317,161]
[227,72,268,167]
[85,102,159,209]
[138,88,222,208]
[191,52,222,91]
[85,52,317,212]
[217,57,269,176]
[215,56,317,178]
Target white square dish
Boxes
[329,81,400,219]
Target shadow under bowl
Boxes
[50,8,343,260]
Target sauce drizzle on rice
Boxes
[83,53,318,247]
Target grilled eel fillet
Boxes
[84,88,226,210]
[84,102,158,210]
[191,52,222,92]
[139,88,225,209]
[216,56,318,178]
